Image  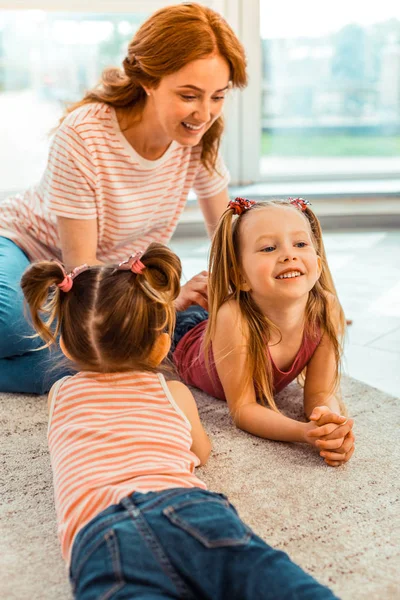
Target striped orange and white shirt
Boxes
[48,370,206,563]
[0,102,229,261]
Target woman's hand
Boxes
[175,271,208,312]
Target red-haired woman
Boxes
[0,3,247,393]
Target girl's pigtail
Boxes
[20,261,67,348]
[136,243,182,335]
[304,207,345,334]
[206,208,238,344]
[305,208,337,296]
[206,205,278,411]
[140,243,181,300]
[302,206,346,402]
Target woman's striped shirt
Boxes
[0,102,229,261]
[47,370,206,563]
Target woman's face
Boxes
[145,53,231,146]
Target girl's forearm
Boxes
[304,393,343,419]
[234,402,309,443]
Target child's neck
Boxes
[256,295,308,341]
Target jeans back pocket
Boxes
[163,496,252,549]
[71,528,125,600]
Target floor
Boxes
[170,229,400,399]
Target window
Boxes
[0,9,149,193]
[0,0,224,193]
[259,1,400,182]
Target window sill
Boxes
[178,185,400,238]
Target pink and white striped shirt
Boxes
[48,370,206,564]
[0,103,229,261]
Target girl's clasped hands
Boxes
[306,406,355,467]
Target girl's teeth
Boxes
[277,271,301,279]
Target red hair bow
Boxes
[227,197,256,216]
[289,197,311,212]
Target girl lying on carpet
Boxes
[173,197,355,467]
[21,243,337,599]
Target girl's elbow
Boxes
[195,439,212,466]
[201,440,212,465]
[230,404,249,431]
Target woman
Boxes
[0,3,247,393]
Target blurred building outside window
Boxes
[0,2,399,194]
[260,1,400,182]
[0,11,148,193]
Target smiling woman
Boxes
[0,2,248,394]
[115,54,232,160]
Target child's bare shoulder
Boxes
[216,298,242,324]
[215,299,249,340]
[166,379,191,395]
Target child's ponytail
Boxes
[135,243,182,336]
[89,242,182,372]
[208,207,237,313]
[304,208,338,296]
[301,207,346,403]
[20,261,69,348]
[204,204,278,410]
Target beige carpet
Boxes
[1,376,399,600]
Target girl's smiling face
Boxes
[144,53,230,147]
[238,205,322,307]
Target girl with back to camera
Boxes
[174,198,355,467]
[21,242,337,599]
[0,2,247,394]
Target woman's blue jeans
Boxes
[70,487,338,600]
[0,237,72,394]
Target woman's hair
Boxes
[205,200,346,412]
[20,243,181,373]
[59,2,247,173]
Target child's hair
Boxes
[20,243,181,373]
[58,3,247,173]
[205,199,346,412]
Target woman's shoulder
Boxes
[60,102,113,133]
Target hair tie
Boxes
[58,274,73,293]
[289,197,311,212]
[56,262,89,293]
[227,197,256,216]
[125,52,137,66]
[118,251,146,275]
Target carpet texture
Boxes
[1,376,399,600]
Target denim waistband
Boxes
[71,487,222,565]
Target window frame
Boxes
[3,1,396,187]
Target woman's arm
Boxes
[57,216,102,269]
[197,188,229,237]
[212,301,313,444]
[167,380,212,466]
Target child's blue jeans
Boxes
[70,487,338,600]
[0,237,71,393]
